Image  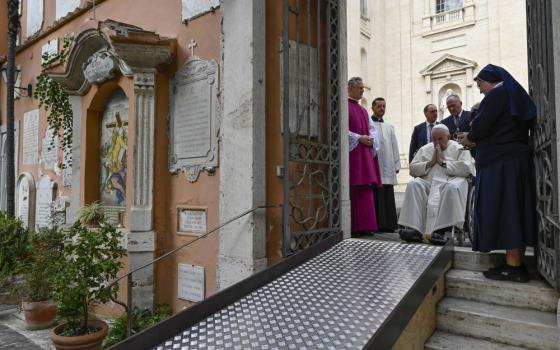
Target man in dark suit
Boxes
[441,94,472,137]
[408,104,438,163]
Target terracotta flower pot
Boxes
[51,320,109,350]
[22,299,57,330]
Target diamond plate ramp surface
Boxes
[154,240,443,350]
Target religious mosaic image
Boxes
[99,88,128,207]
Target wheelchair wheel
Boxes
[464,182,475,245]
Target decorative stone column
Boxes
[127,70,157,310]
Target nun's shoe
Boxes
[483,264,530,283]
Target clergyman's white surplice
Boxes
[372,119,401,185]
[398,140,475,234]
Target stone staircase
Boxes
[425,247,560,350]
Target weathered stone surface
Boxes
[425,331,528,350]
[446,269,559,312]
[437,297,558,350]
[452,246,535,272]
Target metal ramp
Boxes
[110,236,451,350]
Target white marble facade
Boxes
[347,0,528,165]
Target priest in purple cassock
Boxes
[347,77,382,235]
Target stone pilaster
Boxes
[339,0,351,238]
[127,70,157,310]
[217,0,267,289]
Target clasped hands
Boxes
[358,135,374,147]
[427,144,444,168]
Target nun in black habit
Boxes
[458,64,537,283]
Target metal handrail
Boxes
[108,204,278,338]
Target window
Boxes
[360,0,368,18]
[361,48,368,81]
[436,0,463,13]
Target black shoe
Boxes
[429,231,448,246]
[398,228,423,243]
[483,264,530,283]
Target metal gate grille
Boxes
[282,0,341,256]
[527,0,560,290]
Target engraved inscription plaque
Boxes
[169,57,218,182]
[16,173,36,229]
[178,207,207,234]
[23,110,39,165]
[177,264,205,302]
[35,175,56,230]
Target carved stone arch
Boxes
[49,29,111,95]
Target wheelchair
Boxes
[450,175,475,247]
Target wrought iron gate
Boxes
[527,0,560,290]
[282,0,342,256]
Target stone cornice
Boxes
[48,20,175,95]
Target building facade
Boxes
[347,0,528,169]
[0,0,349,316]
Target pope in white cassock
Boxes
[398,124,475,240]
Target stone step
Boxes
[437,298,558,350]
[446,269,559,312]
[453,246,535,272]
[425,331,530,350]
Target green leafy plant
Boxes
[103,304,172,348]
[15,227,64,302]
[53,203,127,336]
[0,212,30,289]
[77,201,104,227]
[34,36,74,166]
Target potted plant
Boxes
[77,201,103,227]
[0,212,30,308]
[50,203,127,350]
[16,227,64,330]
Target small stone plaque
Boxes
[178,264,205,302]
[23,110,39,165]
[35,175,56,230]
[169,58,218,182]
[41,39,58,62]
[182,0,220,22]
[178,208,206,234]
[16,173,35,229]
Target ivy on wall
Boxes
[34,36,73,168]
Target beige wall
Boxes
[347,0,528,169]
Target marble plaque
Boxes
[169,58,218,182]
[26,0,43,37]
[182,0,220,22]
[23,110,39,165]
[16,173,36,229]
[83,50,118,85]
[280,40,320,137]
[178,208,206,233]
[178,264,205,302]
[51,196,69,227]
[41,39,58,62]
[56,0,80,20]
[35,175,56,230]
[41,128,59,170]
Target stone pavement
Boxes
[0,309,55,350]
